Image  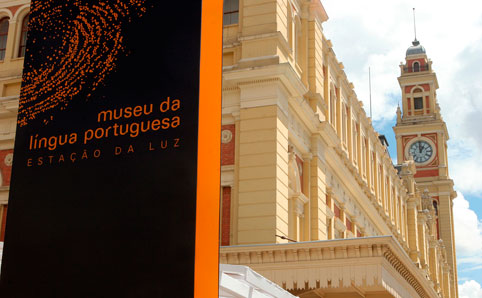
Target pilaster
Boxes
[406,196,420,263]
[231,74,294,244]
[437,193,456,281]
[417,210,429,269]
[428,239,439,288]
[302,153,312,240]
[309,137,328,240]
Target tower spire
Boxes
[413,8,418,42]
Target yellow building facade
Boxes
[219,0,458,297]
[0,0,29,244]
[0,0,458,297]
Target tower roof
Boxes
[406,39,426,56]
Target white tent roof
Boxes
[219,264,298,298]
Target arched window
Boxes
[433,200,438,216]
[413,61,420,72]
[18,14,29,58]
[413,87,423,93]
[412,87,424,112]
[433,200,440,239]
[0,17,9,60]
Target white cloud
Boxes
[459,280,482,298]
[454,193,482,257]
[321,0,482,195]
[450,152,482,194]
[443,39,482,194]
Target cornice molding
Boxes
[220,236,439,298]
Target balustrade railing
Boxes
[403,65,430,73]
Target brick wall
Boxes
[221,125,235,166]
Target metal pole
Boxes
[413,8,417,40]
[369,67,372,119]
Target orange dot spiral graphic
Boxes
[18,0,147,127]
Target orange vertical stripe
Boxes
[195,0,223,297]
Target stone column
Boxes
[406,196,420,263]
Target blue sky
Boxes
[321,1,482,296]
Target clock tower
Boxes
[394,38,458,294]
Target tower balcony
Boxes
[402,64,431,74]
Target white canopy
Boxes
[219,264,298,298]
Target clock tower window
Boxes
[413,61,420,72]
[414,97,423,110]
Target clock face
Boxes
[409,140,433,163]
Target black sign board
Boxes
[0,1,222,297]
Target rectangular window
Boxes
[0,18,9,61]
[385,177,389,213]
[362,137,367,177]
[378,165,382,203]
[391,187,395,220]
[220,187,231,246]
[334,204,341,219]
[414,97,423,110]
[397,196,401,231]
[346,218,353,232]
[223,0,239,25]
[371,152,376,189]
[403,205,407,239]
[353,121,358,164]
[330,94,335,127]
[342,104,347,146]
[18,15,29,58]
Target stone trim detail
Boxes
[220,236,439,298]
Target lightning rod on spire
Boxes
[413,8,417,41]
[369,67,372,119]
